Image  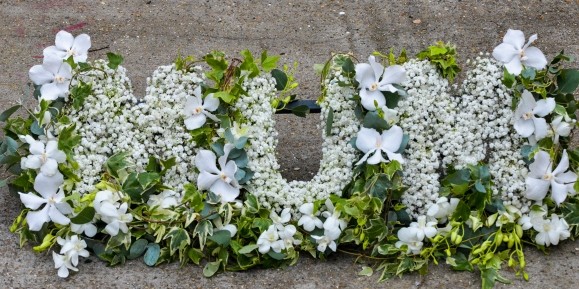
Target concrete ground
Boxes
[1,0,578,288]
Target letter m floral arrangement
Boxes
[0,29,578,289]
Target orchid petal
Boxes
[492,43,519,63]
[184,95,202,116]
[381,125,403,152]
[368,56,384,80]
[366,150,384,164]
[222,160,238,181]
[18,192,47,210]
[29,65,54,85]
[40,82,62,101]
[551,181,569,205]
[48,206,70,225]
[533,98,555,117]
[522,47,547,70]
[203,94,220,111]
[378,65,406,89]
[360,89,385,111]
[40,158,59,176]
[55,31,74,51]
[210,180,240,202]
[72,34,91,56]
[385,150,405,164]
[514,118,535,137]
[555,171,577,185]
[528,151,551,179]
[354,63,375,89]
[197,171,219,191]
[553,150,570,176]
[532,117,549,140]
[503,29,525,50]
[34,172,64,198]
[524,177,550,201]
[184,114,207,130]
[195,150,220,174]
[504,57,523,75]
[356,127,380,153]
[26,205,50,231]
[29,140,45,155]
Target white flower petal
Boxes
[528,150,551,179]
[378,65,406,89]
[533,98,555,117]
[492,43,519,63]
[72,34,91,57]
[513,118,534,138]
[184,114,207,130]
[203,94,220,111]
[34,172,64,198]
[360,89,385,111]
[354,63,375,89]
[503,29,525,50]
[366,150,384,164]
[40,158,59,177]
[18,192,47,210]
[29,65,54,85]
[532,117,549,140]
[54,31,74,51]
[356,127,380,153]
[381,125,403,152]
[26,205,50,231]
[48,206,70,225]
[368,56,384,80]
[195,150,220,174]
[522,46,547,70]
[504,57,523,75]
[40,82,62,101]
[551,181,569,205]
[524,177,550,201]
[210,180,240,202]
[553,150,570,176]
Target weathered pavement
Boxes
[1,1,578,288]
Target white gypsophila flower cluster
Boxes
[397,59,457,217]
[454,55,529,212]
[134,64,205,191]
[62,60,142,195]
[237,70,359,213]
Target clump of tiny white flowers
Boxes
[238,66,359,213]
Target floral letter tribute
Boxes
[1,29,578,289]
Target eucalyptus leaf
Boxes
[128,239,148,259]
[143,243,160,266]
[208,230,231,246]
[238,244,259,254]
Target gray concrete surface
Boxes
[1,0,578,288]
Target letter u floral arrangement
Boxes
[1,29,578,289]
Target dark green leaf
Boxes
[267,250,286,260]
[107,52,124,69]
[502,69,515,88]
[187,248,204,264]
[271,69,288,91]
[165,227,190,255]
[364,173,390,202]
[445,169,470,185]
[70,207,95,224]
[213,91,235,104]
[363,111,389,131]
[143,243,160,266]
[0,105,21,122]
[558,69,579,94]
[128,239,148,259]
[291,105,309,117]
[208,230,231,246]
[5,136,18,153]
[325,108,334,136]
[203,260,221,277]
[30,120,43,136]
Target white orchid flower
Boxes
[52,252,77,278]
[533,214,570,247]
[43,30,91,63]
[513,90,555,140]
[551,115,574,144]
[195,144,240,203]
[492,29,547,75]
[70,221,97,238]
[518,207,547,231]
[278,224,301,247]
[381,106,399,125]
[29,55,73,101]
[57,235,90,267]
[183,86,220,130]
[213,217,237,237]
[147,189,181,209]
[355,56,406,111]
[525,150,577,205]
[312,230,338,252]
[355,126,405,165]
[20,137,66,177]
[18,172,71,231]
[93,190,121,216]
[395,227,424,255]
[102,202,133,236]
[408,215,438,240]
[321,199,347,240]
[257,225,284,254]
[426,197,459,222]
[297,203,323,232]
[270,207,291,229]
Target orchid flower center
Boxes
[522,112,533,120]
[40,152,48,163]
[220,172,231,183]
[193,106,203,114]
[54,75,66,84]
[66,48,76,57]
[519,49,528,61]
[369,82,378,91]
[542,173,554,181]
[47,196,56,205]
[374,138,383,149]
